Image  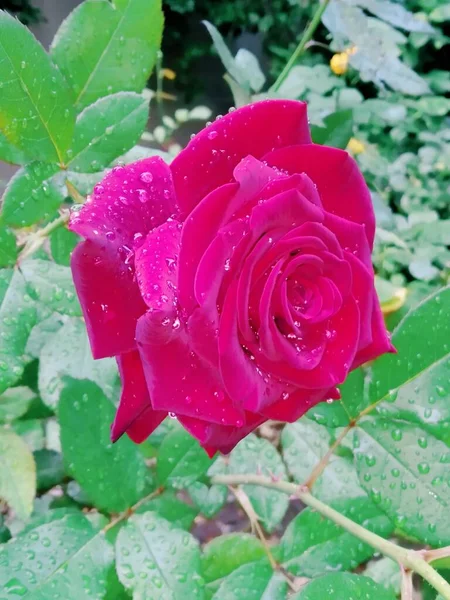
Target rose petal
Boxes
[71,241,146,358]
[324,213,372,270]
[172,100,311,213]
[261,387,329,422]
[111,351,166,443]
[353,300,395,367]
[264,144,375,247]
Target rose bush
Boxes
[70,99,393,455]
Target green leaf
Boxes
[0,11,75,163]
[21,259,81,317]
[50,226,79,266]
[135,489,198,530]
[34,449,65,491]
[311,110,354,149]
[201,534,266,589]
[59,378,148,512]
[279,497,393,577]
[282,418,364,502]
[354,417,450,545]
[292,573,396,599]
[306,400,350,428]
[188,480,227,518]
[26,313,64,359]
[116,512,204,599]
[0,131,27,165]
[38,317,117,408]
[364,558,401,596]
[13,418,45,451]
[157,424,214,489]
[339,368,366,420]
[228,434,288,532]
[0,427,36,519]
[0,386,36,422]
[0,514,113,598]
[212,559,287,600]
[0,162,63,227]
[0,514,11,543]
[0,228,17,268]
[68,92,149,173]
[0,269,37,394]
[51,0,164,110]
[356,0,435,33]
[430,4,450,22]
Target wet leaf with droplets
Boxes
[363,557,401,596]
[228,434,288,532]
[59,378,149,513]
[0,228,18,268]
[135,489,198,530]
[279,497,393,577]
[50,0,164,110]
[116,511,205,599]
[0,513,113,599]
[50,226,79,267]
[211,558,287,600]
[282,418,364,503]
[68,92,150,173]
[0,428,36,520]
[0,386,36,422]
[291,572,396,599]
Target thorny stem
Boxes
[401,567,414,600]
[211,474,450,600]
[17,210,70,264]
[103,486,165,533]
[271,0,331,92]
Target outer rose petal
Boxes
[352,300,395,368]
[264,144,375,247]
[69,157,178,358]
[71,241,146,358]
[111,351,166,443]
[261,387,333,422]
[171,100,311,213]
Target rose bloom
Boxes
[70,100,393,456]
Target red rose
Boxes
[70,100,393,455]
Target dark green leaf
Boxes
[228,434,288,532]
[292,572,396,599]
[51,0,164,110]
[135,489,198,530]
[0,514,113,598]
[21,259,81,317]
[0,514,11,543]
[68,92,149,172]
[0,427,36,520]
[116,512,204,599]
[0,11,75,163]
[311,110,354,149]
[0,228,17,268]
[59,378,148,512]
[50,226,79,266]
[282,418,364,502]
[38,317,117,408]
[354,417,450,545]
[339,368,367,420]
[212,559,287,600]
[1,162,63,227]
[157,424,214,489]
[0,386,36,422]
[34,449,65,491]
[306,400,350,428]
[279,497,393,577]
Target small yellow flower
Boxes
[330,52,349,75]
[347,137,366,155]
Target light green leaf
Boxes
[157,424,214,489]
[0,11,75,163]
[38,317,117,409]
[0,386,36,422]
[26,313,64,359]
[212,559,287,600]
[282,418,364,502]
[279,497,393,577]
[188,480,227,519]
[0,269,37,394]
[228,435,288,532]
[0,131,27,165]
[0,428,36,519]
[354,417,450,545]
[0,162,63,227]
[364,558,401,596]
[0,514,113,598]
[201,534,266,591]
[306,400,350,428]
[59,378,148,512]
[311,109,353,149]
[20,259,81,317]
[234,48,266,93]
[116,512,204,599]
[0,228,17,267]
[50,226,79,266]
[355,0,435,32]
[135,489,198,530]
[13,419,45,451]
[68,92,149,173]
[430,4,450,22]
[292,572,396,599]
[51,0,164,110]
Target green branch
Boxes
[271,0,331,92]
[212,474,450,600]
